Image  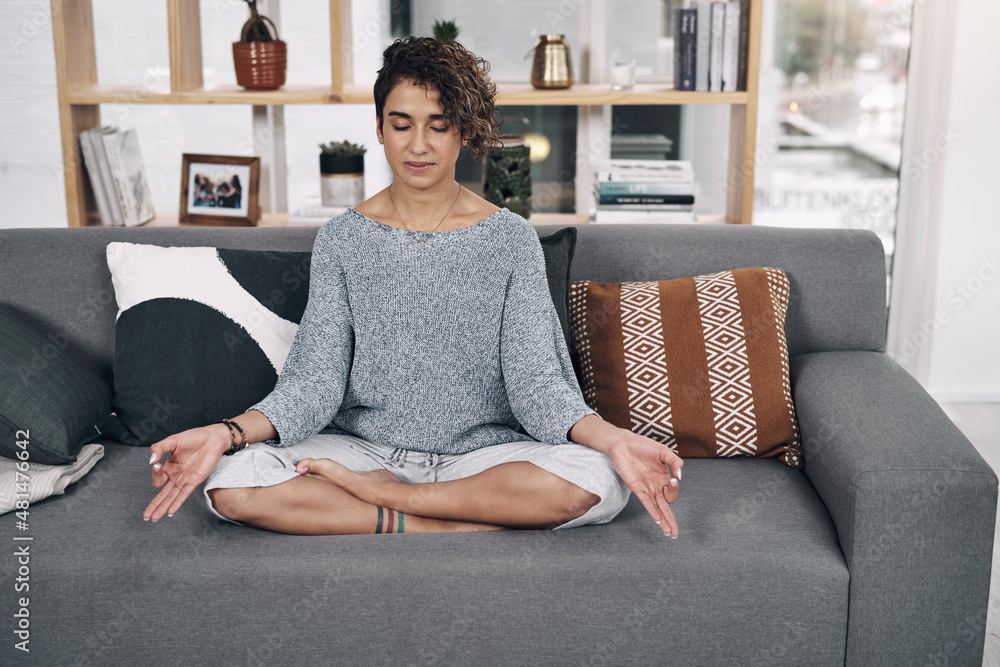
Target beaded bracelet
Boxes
[221,418,248,456]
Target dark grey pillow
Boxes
[538,226,578,347]
[0,303,113,464]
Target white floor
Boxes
[937,403,1000,667]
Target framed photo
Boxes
[179,154,261,226]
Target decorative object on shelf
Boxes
[232,0,286,90]
[432,19,460,42]
[529,34,573,89]
[482,135,532,218]
[319,140,366,208]
[610,58,636,91]
[179,154,261,226]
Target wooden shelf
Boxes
[68,83,344,106]
[67,82,748,107]
[52,0,762,227]
[496,84,748,107]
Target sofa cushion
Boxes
[569,268,802,468]
[0,303,114,464]
[537,226,577,347]
[0,444,848,665]
[104,243,313,447]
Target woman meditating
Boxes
[143,36,683,537]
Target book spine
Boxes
[78,131,113,225]
[598,194,696,206]
[597,202,694,211]
[598,170,695,184]
[598,182,695,196]
[89,129,123,225]
[737,0,750,91]
[722,1,741,92]
[595,210,696,224]
[695,1,712,91]
[673,9,697,91]
[120,129,155,224]
[101,130,138,226]
[709,2,725,92]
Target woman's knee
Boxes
[560,484,601,524]
[208,487,258,522]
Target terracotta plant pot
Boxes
[232,40,287,90]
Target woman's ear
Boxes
[375,115,384,145]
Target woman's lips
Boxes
[404,161,434,173]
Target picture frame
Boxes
[179,154,261,226]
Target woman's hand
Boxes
[143,424,232,522]
[605,431,684,538]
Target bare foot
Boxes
[296,458,402,507]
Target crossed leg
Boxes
[208,461,600,535]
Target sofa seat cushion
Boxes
[0,447,847,665]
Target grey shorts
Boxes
[203,433,631,530]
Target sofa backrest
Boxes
[570,223,887,358]
[0,223,886,385]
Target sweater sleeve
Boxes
[249,224,354,446]
[500,229,598,444]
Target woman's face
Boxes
[377,79,463,191]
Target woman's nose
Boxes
[410,128,430,153]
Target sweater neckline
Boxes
[347,207,507,236]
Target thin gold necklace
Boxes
[388,183,463,248]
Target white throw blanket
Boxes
[0,444,104,515]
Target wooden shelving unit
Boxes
[52,0,763,227]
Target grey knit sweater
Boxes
[250,207,598,453]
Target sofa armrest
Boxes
[791,351,996,667]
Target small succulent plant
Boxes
[319,140,367,156]
[239,0,279,43]
[432,19,460,43]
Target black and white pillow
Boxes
[104,242,312,447]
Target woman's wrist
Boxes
[569,414,628,456]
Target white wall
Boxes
[925,0,1000,401]
[889,0,1000,402]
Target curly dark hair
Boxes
[374,36,502,160]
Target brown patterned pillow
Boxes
[568,268,802,468]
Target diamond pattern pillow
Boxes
[568,267,802,468]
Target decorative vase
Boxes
[233,40,287,90]
[482,135,532,218]
[320,153,364,207]
[530,34,573,89]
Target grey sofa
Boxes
[0,222,995,666]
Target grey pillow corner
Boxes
[0,303,113,465]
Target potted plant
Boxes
[432,19,460,42]
[232,0,286,90]
[319,141,366,207]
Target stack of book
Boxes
[78,126,155,226]
[287,196,348,226]
[594,159,697,224]
[674,0,749,92]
